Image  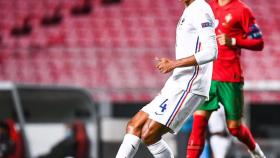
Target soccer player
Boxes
[186,0,265,158]
[115,0,218,157]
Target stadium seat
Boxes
[0,0,279,102]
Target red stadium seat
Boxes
[0,0,279,102]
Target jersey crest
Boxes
[225,13,232,23]
[222,13,232,26]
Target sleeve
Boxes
[192,9,218,65]
[236,7,264,50]
[240,7,256,34]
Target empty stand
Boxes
[0,0,279,102]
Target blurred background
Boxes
[0,0,279,157]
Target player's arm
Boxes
[217,32,263,51]
[234,34,264,51]
[217,7,264,51]
[156,34,217,73]
[155,56,198,74]
[156,11,218,74]
[236,7,264,51]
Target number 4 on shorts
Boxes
[159,99,168,112]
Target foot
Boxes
[248,144,266,158]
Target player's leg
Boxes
[141,119,174,158]
[115,111,148,158]
[219,82,266,158]
[186,81,219,158]
[186,110,211,158]
[142,92,205,158]
[208,106,232,158]
[116,110,176,158]
[227,120,266,158]
[227,119,256,150]
[116,83,178,158]
[116,81,180,158]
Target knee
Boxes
[194,110,212,119]
[227,120,241,137]
[126,120,142,136]
[228,126,240,137]
[141,128,160,145]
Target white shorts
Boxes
[141,86,206,134]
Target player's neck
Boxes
[218,0,232,6]
[185,0,195,7]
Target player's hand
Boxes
[217,31,236,47]
[155,57,175,73]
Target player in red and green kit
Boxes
[186,0,266,158]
